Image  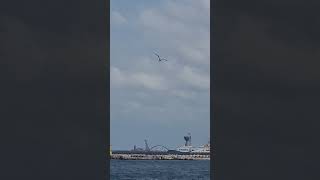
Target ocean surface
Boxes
[110,159,210,180]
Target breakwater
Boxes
[111,153,210,160]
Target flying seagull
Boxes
[154,52,168,62]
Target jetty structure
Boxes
[110,133,211,160]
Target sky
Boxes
[110,0,210,150]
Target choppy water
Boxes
[110,159,210,180]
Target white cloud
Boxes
[165,0,209,26]
[110,66,126,87]
[140,9,186,35]
[126,101,141,109]
[110,0,210,150]
[178,45,208,64]
[111,0,209,120]
[138,0,210,66]
[200,0,210,11]
[172,90,196,99]
[179,66,210,90]
[111,11,127,25]
[111,66,168,91]
[132,72,168,91]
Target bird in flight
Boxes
[154,52,168,62]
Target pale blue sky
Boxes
[111,0,210,150]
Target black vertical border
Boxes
[213,0,320,179]
[106,0,111,179]
[0,0,109,179]
[210,0,215,179]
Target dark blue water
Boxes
[110,159,210,180]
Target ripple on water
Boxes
[110,160,210,180]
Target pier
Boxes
[111,152,210,160]
[110,134,212,160]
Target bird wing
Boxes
[154,52,160,58]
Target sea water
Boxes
[110,159,210,180]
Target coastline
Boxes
[111,154,210,160]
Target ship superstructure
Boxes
[175,133,210,153]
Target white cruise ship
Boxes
[175,133,210,153]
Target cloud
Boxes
[199,0,210,11]
[111,11,127,25]
[111,66,168,91]
[121,101,142,113]
[178,66,210,90]
[171,90,196,99]
[178,45,209,65]
[110,66,126,87]
[138,0,210,66]
[131,72,168,90]
[165,0,209,26]
[111,0,210,149]
[140,9,186,35]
